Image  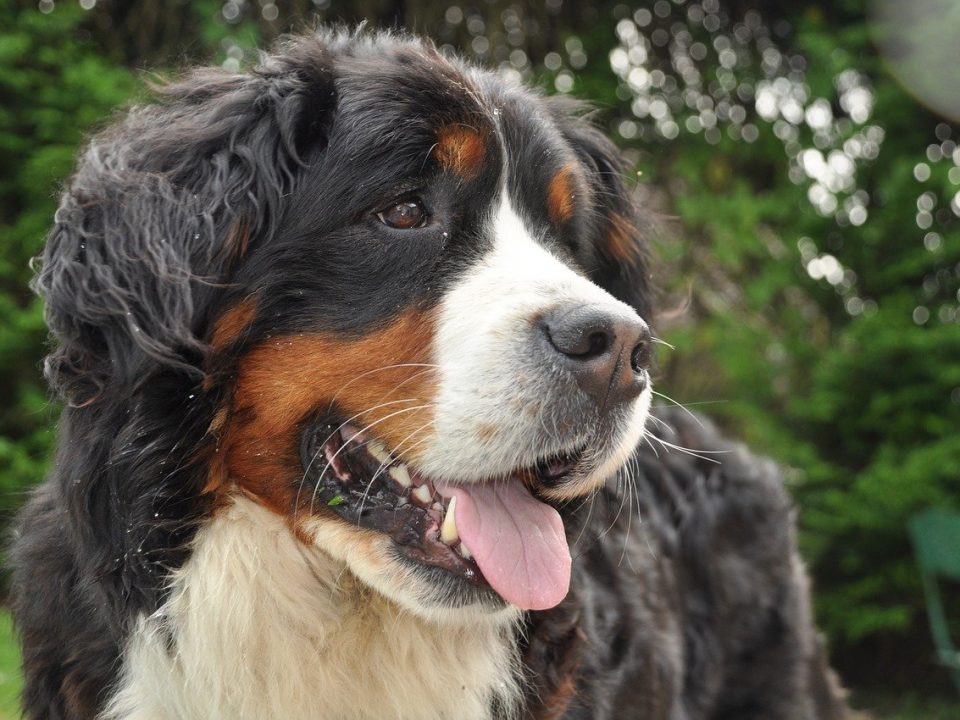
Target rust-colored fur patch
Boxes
[604,212,641,265]
[224,220,251,261]
[547,164,577,225]
[524,609,585,720]
[215,310,437,520]
[535,673,578,720]
[203,406,231,494]
[210,296,258,352]
[434,125,485,180]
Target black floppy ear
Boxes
[545,96,654,325]
[33,37,336,405]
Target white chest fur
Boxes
[101,498,522,720]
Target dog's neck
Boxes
[102,497,523,720]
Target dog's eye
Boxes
[377,199,427,229]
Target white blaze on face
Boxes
[416,192,651,484]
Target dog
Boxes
[10,30,849,720]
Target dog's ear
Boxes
[33,38,336,405]
[545,96,654,325]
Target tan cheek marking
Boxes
[203,296,259,392]
[217,310,438,519]
[604,212,642,265]
[210,296,258,352]
[547,164,577,225]
[434,126,485,180]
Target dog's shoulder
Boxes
[9,483,122,720]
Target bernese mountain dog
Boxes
[10,30,849,720]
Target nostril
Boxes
[541,304,650,406]
[543,310,615,360]
[630,337,652,373]
[584,331,610,358]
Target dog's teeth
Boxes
[412,485,433,505]
[440,496,459,545]
[367,441,392,466]
[389,464,412,488]
[458,540,472,560]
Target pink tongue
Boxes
[440,481,571,611]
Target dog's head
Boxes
[37,31,653,620]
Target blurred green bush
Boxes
[0,0,958,694]
[0,2,135,524]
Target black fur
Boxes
[11,29,845,720]
[522,408,848,719]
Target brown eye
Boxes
[377,199,427,229]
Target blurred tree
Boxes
[0,0,135,527]
[1,0,958,695]
[598,1,960,689]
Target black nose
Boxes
[541,304,651,406]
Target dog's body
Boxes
[11,31,847,720]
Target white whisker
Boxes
[643,434,661,458]
[324,363,439,411]
[294,398,422,518]
[306,404,432,515]
[650,389,706,429]
[647,431,726,464]
[355,419,437,519]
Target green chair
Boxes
[908,509,960,694]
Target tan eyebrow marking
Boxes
[547,164,577,225]
[434,125,486,180]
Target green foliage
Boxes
[851,690,960,720]
[601,0,960,679]
[797,306,960,641]
[0,610,20,717]
[0,2,136,520]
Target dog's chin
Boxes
[298,393,650,618]
[305,517,519,624]
[555,389,652,501]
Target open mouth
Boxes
[299,419,586,610]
